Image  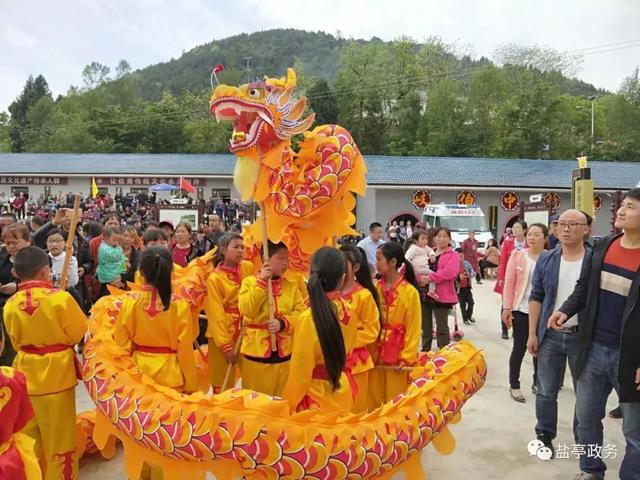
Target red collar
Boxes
[326,290,342,301]
[342,283,362,299]
[18,280,54,291]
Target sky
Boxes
[1,0,639,113]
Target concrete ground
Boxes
[78,279,625,479]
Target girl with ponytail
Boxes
[340,244,382,413]
[114,245,198,393]
[368,241,422,408]
[283,247,358,413]
[239,241,305,396]
[204,233,255,392]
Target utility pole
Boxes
[588,95,598,152]
[244,56,252,84]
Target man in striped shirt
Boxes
[549,188,640,480]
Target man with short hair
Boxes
[549,188,640,480]
[528,209,590,458]
[548,214,560,249]
[357,222,385,274]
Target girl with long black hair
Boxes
[368,241,421,408]
[340,244,382,412]
[204,233,255,392]
[283,247,357,413]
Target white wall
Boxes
[357,187,616,237]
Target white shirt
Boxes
[49,252,79,288]
[517,254,536,314]
[552,255,584,327]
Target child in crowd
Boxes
[455,247,476,325]
[204,233,254,392]
[96,227,127,293]
[368,242,421,408]
[46,228,78,289]
[283,247,357,413]
[239,241,305,396]
[340,245,381,413]
[405,230,438,300]
[3,246,86,480]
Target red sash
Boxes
[312,364,358,399]
[20,344,82,379]
[345,347,370,370]
[380,324,406,364]
[134,345,176,354]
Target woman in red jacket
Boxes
[422,227,460,351]
[494,220,528,339]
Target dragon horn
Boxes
[285,68,297,90]
[287,113,315,135]
[283,97,307,122]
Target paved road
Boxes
[79,279,625,479]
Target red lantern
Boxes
[412,190,432,209]
[457,190,476,206]
[500,191,520,211]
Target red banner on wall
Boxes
[94,177,207,187]
[500,191,520,211]
[0,176,68,185]
[412,190,432,209]
[457,190,477,206]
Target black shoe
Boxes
[463,319,470,325]
[477,280,483,285]
[536,432,555,458]
[501,332,509,340]
[532,384,538,395]
[469,317,476,324]
[609,406,622,419]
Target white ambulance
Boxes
[422,204,493,252]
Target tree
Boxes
[493,44,583,78]
[82,62,111,90]
[307,79,338,125]
[115,59,132,79]
[0,112,10,152]
[7,74,51,152]
[619,66,640,105]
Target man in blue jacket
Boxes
[528,209,591,457]
[549,189,640,480]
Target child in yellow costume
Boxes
[283,247,358,413]
[132,229,176,285]
[368,242,421,409]
[340,245,381,413]
[113,246,199,479]
[3,246,86,480]
[239,241,305,397]
[203,233,254,392]
[0,367,42,480]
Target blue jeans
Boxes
[575,342,640,479]
[620,402,640,480]
[535,329,580,440]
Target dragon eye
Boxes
[249,89,262,99]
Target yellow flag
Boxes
[91,177,98,198]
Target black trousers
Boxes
[458,287,474,321]
[509,310,538,389]
[479,260,498,280]
[422,301,450,351]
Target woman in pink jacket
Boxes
[422,227,460,351]
[502,222,548,403]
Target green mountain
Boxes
[115,29,603,101]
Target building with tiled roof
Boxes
[1,153,637,235]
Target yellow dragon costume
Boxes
[78,69,487,480]
[209,68,366,271]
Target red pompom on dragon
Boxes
[76,67,487,480]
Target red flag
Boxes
[179,177,195,193]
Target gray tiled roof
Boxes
[0,153,637,190]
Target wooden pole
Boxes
[59,195,81,291]
[220,327,245,392]
[259,202,278,352]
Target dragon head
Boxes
[210,68,315,153]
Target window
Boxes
[211,188,231,201]
[11,186,29,196]
[197,187,204,200]
[130,187,149,194]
